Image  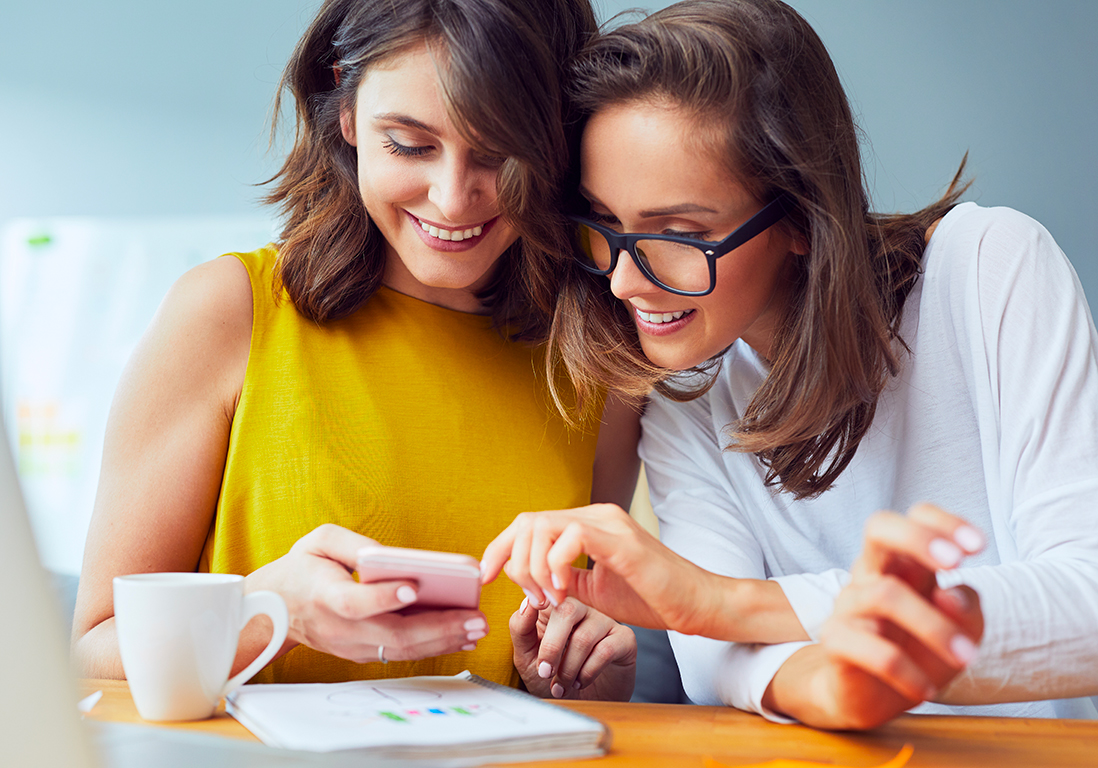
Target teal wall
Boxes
[2,0,1095,297]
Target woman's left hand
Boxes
[764,503,986,729]
[510,595,636,701]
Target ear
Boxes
[790,231,809,256]
[339,102,357,147]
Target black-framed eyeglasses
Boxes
[567,193,793,297]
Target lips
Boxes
[405,211,497,252]
[632,306,696,336]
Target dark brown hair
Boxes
[550,0,968,498]
[264,0,597,338]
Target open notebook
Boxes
[227,672,610,764]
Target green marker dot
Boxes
[380,711,407,722]
[27,234,52,247]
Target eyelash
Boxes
[588,211,620,226]
[382,137,431,157]
[587,211,711,240]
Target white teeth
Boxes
[417,218,485,241]
[637,309,689,324]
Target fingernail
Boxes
[551,572,562,590]
[538,661,552,679]
[954,525,985,553]
[551,683,564,698]
[573,680,582,690]
[951,635,978,665]
[929,538,963,568]
[948,587,969,611]
[523,588,545,608]
[462,643,476,651]
[467,630,487,642]
[464,617,487,632]
[519,597,529,615]
[396,586,417,604]
[546,591,559,608]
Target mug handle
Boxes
[220,590,289,698]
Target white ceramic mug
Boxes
[113,572,288,722]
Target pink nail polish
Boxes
[929,538,963,568]
[951,634,978,665]
[464,617,487,632]
[551,683,564,698]
[551,572,562,590]
[538,661,552,679]
[467,630,487,642]
[954,525,985,553]
[462,643,476,651]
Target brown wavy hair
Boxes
[550,0,969,498]
[264,0,597,339]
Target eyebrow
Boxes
[372,113,440,135]
[637,203,718,218]
[577,186,718,218]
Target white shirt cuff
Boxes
[771,569,850,640]
[716,640,815,723]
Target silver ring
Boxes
[378,645,388,664]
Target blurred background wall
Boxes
[1,0,1096,576]
[3,0,1094,288]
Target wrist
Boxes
[706,577,809,643]
[761,644,823,724]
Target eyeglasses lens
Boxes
[578,225,710,293]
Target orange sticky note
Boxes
[704,743,914,768]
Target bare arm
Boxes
[73,256,490,679]
[72,256,255,678]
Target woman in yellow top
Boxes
[71,0,637,701]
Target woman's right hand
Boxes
[243,524,488,669]
[481,505,805,643]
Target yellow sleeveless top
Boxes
[200,246,600,686]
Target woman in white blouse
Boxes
[482,0,1098,730]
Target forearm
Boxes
[700,574,810,644]
[935,558,1098,704]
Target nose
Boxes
[609,249,659,301]
[427,154,490,222]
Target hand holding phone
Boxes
[356,545,482,609]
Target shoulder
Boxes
[922,203,1078,315]
[158,253,253,342]
[137,252,255,407]
[926,203,1069,281]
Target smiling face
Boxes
[340,41,518,313]
[579,100,804,370]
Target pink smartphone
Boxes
[356,545,482,609]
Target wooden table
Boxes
[78,680,1098,767]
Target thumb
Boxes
[508,596,541,661]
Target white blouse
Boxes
[639,203,1098,720]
